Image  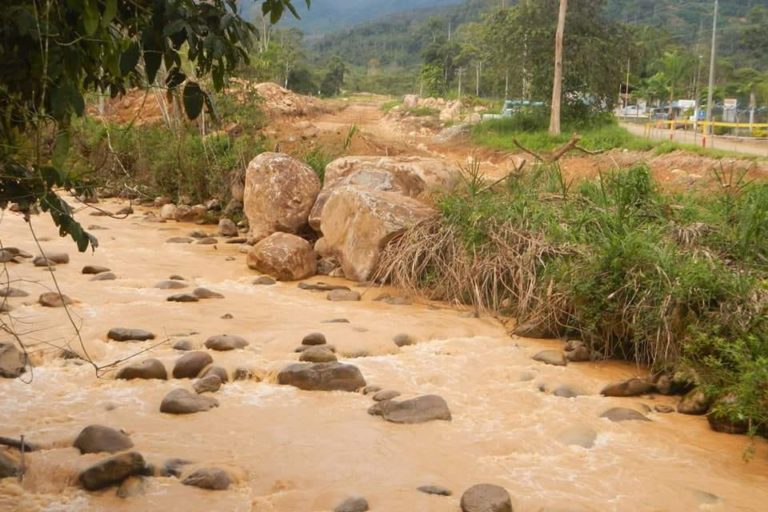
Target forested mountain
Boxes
[311,0,765,69]
[237,0,463,35]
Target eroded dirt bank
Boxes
[1,203,768,512]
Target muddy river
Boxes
[1,202,767,512]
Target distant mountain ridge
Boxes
[238,0,463,34]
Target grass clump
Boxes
[376,161,768,433]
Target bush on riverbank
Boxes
[376,162,768,432]
[66,90,268,204]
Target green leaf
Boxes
[166,68,186,89]
[102,0,118,27]
[83,0,99,36]
[144,49,162,84]
[52,130,71,169]
[120,43,140,76]
[183,82,204,120]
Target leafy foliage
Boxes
[0,0,305,250]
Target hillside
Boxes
[311,0,762,70]
[238,0,463,35]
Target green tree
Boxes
[0,0,307,251]
[320,55,346,97]
[656,50,693,118]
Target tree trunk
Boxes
[749,90,756,129]
[549,0,568,136]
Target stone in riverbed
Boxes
[277,362,366,392]
[677,389,710,415]
[159,458,192,478]
[91,272,117,281]
[34,252,69,265]
[160,389,219,414]
[167,293,199,303]
[564,339,592,362]
[82,265,110,275]
[298,282,350,292]
[372,390,401,401]
[334,496,369,512]
[116,475,146,499]
[253,276,276,285]
[0,342,26,378]
[601,378,655,397]
[393,333,415,347]
[74,425,134,454]
[418,485,452,497]
[78,451,146,491]
[173,351,213,379]
[107,328,155,342]
[599,407,651,423]
[368,394,451,424]
[194,375,222,394]
[460,484,513,512]
[200,365,229,383]
[302,332,327,346]
[193,287,224,299]
[0,287,28,298]
[115,359,167,380]
[205,335,248,351]
[166,237,194,244]
[218,218,238,237]
[247,232,317,281]
[196,237,218,245]
[0,451,20,478]
[155,280,188,290]
[327,289,361,302]
[362,385,382,395]
[556,424,597,449]
[655,404,675,413]
[182,468,231,490]
[39,292,74,308]
[173,339,196,351]
[299,346,337,363]
[532,350,567,367]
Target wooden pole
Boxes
[549,0,568,136]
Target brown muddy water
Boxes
[1,202,767,512]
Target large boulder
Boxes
[78,452,146,491]
[277,362,366,392]
[243,152,321,241]
[368,395,452,424]
[246,232,316,281]
[74,425,134,454]
[320,186,436,281]
[0,342,26,378]
[460,484,513,512]
[309,156,459,231]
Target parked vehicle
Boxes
[482,99,546,120]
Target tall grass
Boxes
[376,162,768,432]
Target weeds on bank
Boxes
[376,161,768,430]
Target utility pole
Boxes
[457,67,464,100]
[704,0,718,144]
